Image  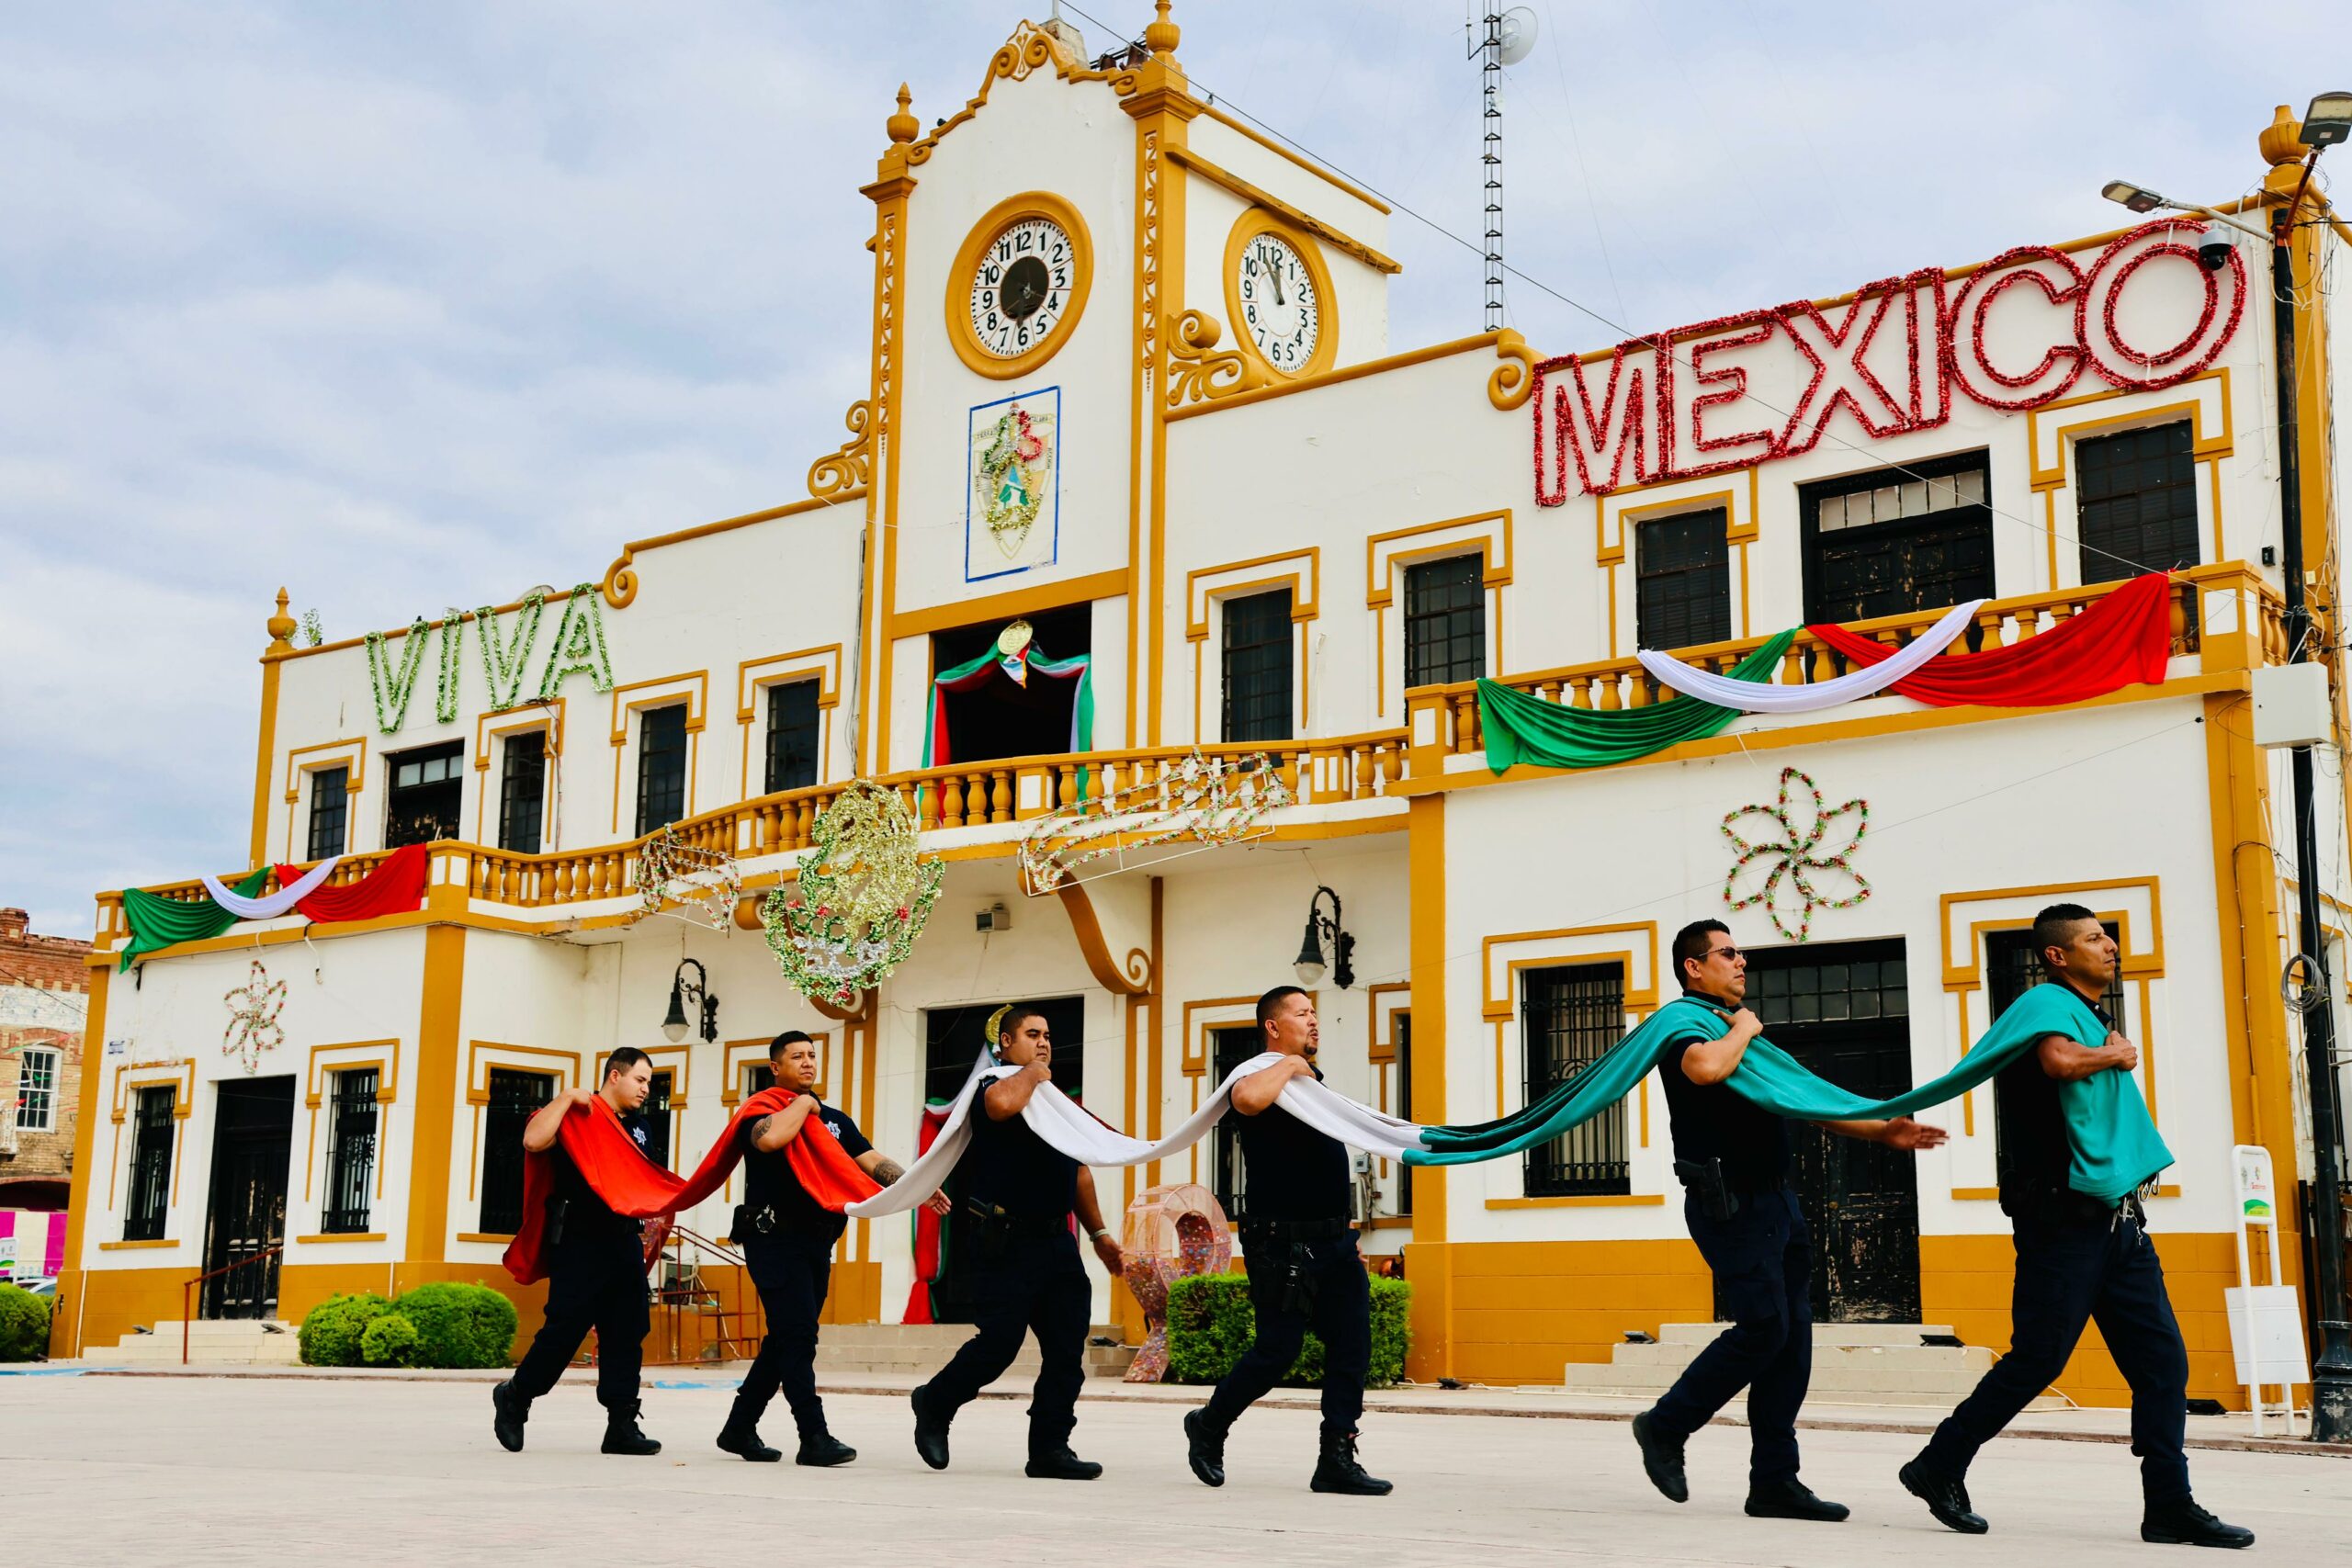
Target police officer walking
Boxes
[910,1004,1125,1479]
[718,1031,950,1466]
[1631,922,1947,1520]
[1901,904,2253,1547]
[492,1046,664,1456]
[1183,986,1390,1495]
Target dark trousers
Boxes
[1201,1229,1371,1439]
[735,1230,836,1438]
[1649,1185,1814,1485]
[919,1229,1091,1452]
[513,1229,650,1413]
[1921,1205,2190,1501]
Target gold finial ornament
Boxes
[983,1004,1013,1056]
[888,83,919,144]
[2257,104,2304,168]
[266,587,298,649]
[1145,0,1180,56]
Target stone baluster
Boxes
[989,770,1012,823]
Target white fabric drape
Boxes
[845,1051,1426,1219]
[200,857,342,919]
[1636,598,1984,714]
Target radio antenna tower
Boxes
[1466,6,1539,332]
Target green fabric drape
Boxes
[119,868,271,970]
[1475,629,1799,773]
[1411,984,2171,1203]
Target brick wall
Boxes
[0,907,91,1209]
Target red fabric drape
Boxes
[272,842,431,924]
[901,1102,952,1325]
[1805,572,2174,708]
[503,1088,881,1284]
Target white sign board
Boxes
[2226,1145,2310,1432]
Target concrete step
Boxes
[812,1326,1135,1380]
[1597,1341,1996,1374]
[87,1320,302,1367]
[1561,1360,2008,1397]
[1555,1378,2066,1411]
[1655,1321,1955,1348]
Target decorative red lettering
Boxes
[1780,279,1913,455]
[1532,337,1662,505]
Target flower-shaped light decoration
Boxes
[761,780,944,1008]
[221,960,288,1075]
[1721,767,1871,943]
[636,824,743,930]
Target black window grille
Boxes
[1801,453,1994,626]
[498,731,547,854]
[385,741,463,849]
[1209,1026,1263,1224]
[641,1071,673,1169]
[321,1067,379,1234]
[1747,951,1913,1028]
[1404,555,1486,689]
[479,1069,554,1235]
[635,705,688,837]
[1635,507,1732,650]
[1984,923,2125,1182]
[1220,589,1295,743]
[764,680,820,795]
[745,1064,777,1098]
[1523,964,1631,1196]
[2077,422,2198,583]
[13,1046,58,1133]
[125,1086,175,1242]
[306,766,349,862]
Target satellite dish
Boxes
[1498,6,1538,66]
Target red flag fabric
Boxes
[1805,572,2175,708]
[503,1088,881,1284]
[272,842,432,924]
[901,1102,952,1325]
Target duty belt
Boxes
[1241,1216,1351,1243]
[965,1198,1069,1237]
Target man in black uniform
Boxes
[492,1046,663,1456]
[910,1004,1125,1479]
[1902,905,2253,1547]
[1183,986,1390,1495]
[1631,921,1946,1519]
[717,1030,948,1465]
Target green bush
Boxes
[359,1312,421,1368]
[390,1282,518,1369]
[298,1292,393,1368]
[1166,1271,1410,1387]
[0,1283,51,1361]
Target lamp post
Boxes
[1293,886,1355,989]
[2106,89,2352,1443]
[662,957,718,1044]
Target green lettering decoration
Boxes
[537,581,615,700]
[364,616,435,735]
[477,590,548,712]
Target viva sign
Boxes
[1532,217,2248,502]
[362,582,615,735]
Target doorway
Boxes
[1208,1026,1263,1225]
[200,1077,295,1320]
[931,603,1091,765]
[919,996,1087,1324]
[1740,941,1921,1323]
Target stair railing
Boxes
[179,1245,285,1365]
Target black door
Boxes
[200,1077,295,1320]
[920,996,1086,1324]
[1740,942,1920,1323]
[1208,1026,1263,1225]
[932,603,1091,765]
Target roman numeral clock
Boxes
[948,191,1094,379]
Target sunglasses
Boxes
[1703,945,1746,963]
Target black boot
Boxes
[716,1404,781,1463]
[1025,1443,1103,1480]
[601,1401,662,1456]
[1899,1457,1987,1535]
[2141,1497,2256,1549]
[1631,1410,1688,1504]
[1308,1429,1393,1495]
[1183,1409,1227,1488]
[797,1431,857,1467]
[910,1386,950,1471]
[491,1380,530,1453]
[1744,1477,1849,1522]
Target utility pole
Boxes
[1472,6,1504,333]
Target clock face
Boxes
[1238,231,1320,374]
[969,218,1077,360]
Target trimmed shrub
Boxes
[390,1282,519,1369]
[0,1283,51,1361]
[298,1292,393,1368]
[359,1312,421,1368]
[1165,1272,1410,1387]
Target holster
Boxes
[732,1203,777,1238]
[545,1196,570,1247]
[1674,1157,1739,1222]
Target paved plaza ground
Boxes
[3,1370,2342,1565]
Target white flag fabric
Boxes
[844,1051,1425,1219]
[1636,598,1984,714]
[200,857,343,919]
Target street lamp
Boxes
[1293,886,1355,989]
[2299,91,2352,147]
[662,957,718,1044]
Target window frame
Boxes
[478,1068,556,1235]
[321,1066,379,1235]
[763,678,822,795]
[306,765,350,862]
[12,1045,59,1134]
[1634,506,1733,652]
[383,740,464,850]
[1402,552,1487,690]
[635,703,690,838]
[2075,419,2199,584]
[1521,962,1632,1198]
[497,729,548,854]
[1797,449,1995,627]
[1218,586,1295,743]
[124,1085,176,1242]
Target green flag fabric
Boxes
[1475,628,1799,774]
[1410,983,2171,1203]
[119,867,271,970]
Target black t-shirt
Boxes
[1996,987,2113,1218]
[551,1111,649,1239]
[1234,1064,1352,1223]
[1658,1031,1789,1193]
[965,1087,1079,1222]
[742,1098,874,1241]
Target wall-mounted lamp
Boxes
[1293,885,1355,989]
[662,957,718,1043]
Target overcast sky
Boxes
[4,0,2342,937]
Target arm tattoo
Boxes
[870,1156,906,1186]
[751,1114,775,1144]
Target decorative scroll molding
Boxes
[1488,327,1537,411]
[1164,310,1264,408]
[807,400,873,500]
